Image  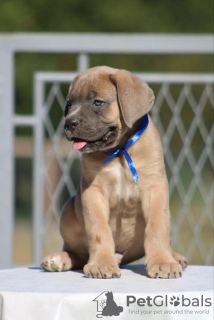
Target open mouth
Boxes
[70,127,117,151]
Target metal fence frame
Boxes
[0,33,213,268]
[34,71,214,266]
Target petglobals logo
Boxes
[92,292,212,318]
[127,294,212,308]
[127,294,212,317]
[93,291,123,318]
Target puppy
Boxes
[41,66,187,279]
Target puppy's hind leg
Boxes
[41,251,86,272]
[41,196,88,272]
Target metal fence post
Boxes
[0,49,14,268]
[77,53,89,72]
[33,74,45,265]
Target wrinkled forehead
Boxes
[68,70,117,101]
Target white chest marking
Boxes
[103,162,134,202]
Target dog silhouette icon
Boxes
[102,291,123,316]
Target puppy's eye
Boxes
[64,100,72,117]
[93,100,105,107]
[66,100,72,108]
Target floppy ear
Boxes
[110,70,155,128]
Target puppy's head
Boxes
[64,66,154,153]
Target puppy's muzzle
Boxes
[64,118,80,132]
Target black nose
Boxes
[64,118,79,131]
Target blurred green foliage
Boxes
[0,0,213,33]
[1,0,213,116]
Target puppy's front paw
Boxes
[41,252,72,272]
[147,261,182,279]
[83,260,121,279]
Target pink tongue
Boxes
[72,138,88,150]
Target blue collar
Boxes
[103,114,149,183]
